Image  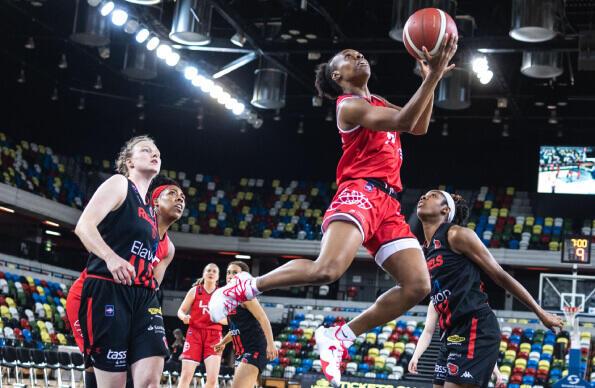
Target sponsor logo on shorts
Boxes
[447,362,459,376]
[147,325,166,334]
[431,289,451,305]
[147,307,162,315]
[447,335,466,344]
[104,305,114,317]
[107,349,127,366]
[461,371,474,379]
[183,341,190,352]
[364,183,374,192]
[447,352,461,361]
[435,365,447,375]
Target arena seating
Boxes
[0,133,86,209]
[1,132,593,250]
[463,186,594,250]
[497,325,594,387]
[0,270,75,349]
[262,314,423,381]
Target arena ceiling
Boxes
[1,0,594,186]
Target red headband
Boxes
[151,185,171,205]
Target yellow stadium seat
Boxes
[224,227,233,237]
[526,216,535,226]
[484,201,493,209]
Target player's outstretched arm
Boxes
[340,35,456,133]
[244,299,278,361]
[177,287,195,324]
[409,303,438,374]
[448,226,563,331]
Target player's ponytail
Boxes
[192,262,219,287]
[451,194,469,226]
[315,61,343,100]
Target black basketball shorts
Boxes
[434,308,500,388]
[234,345,268,373]
[79,277,169,372]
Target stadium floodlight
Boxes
[99,1,115,16]
[225,98,236,110]
[232,102,245,116]
[217,92,231,105]
[165,52,180,66]
[156,44,171,59]
[135,28,150,43]
[472,56,489,74]
[184,66,198,80]
[479,70,493,84]
[146,36,160,51]
[209,84,224,99]
[200,79,214,93]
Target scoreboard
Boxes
[562,236,592,264]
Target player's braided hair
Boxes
[315,58,343,100]
[193,263,219,287]
[447,193,469,225]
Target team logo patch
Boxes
[104,305,115,317]
[329,188,373,211]
[447,362,459,376]
[447,335,466,343]
[433,239,442,249]
[364,182,374,192]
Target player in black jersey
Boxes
[75,135,168,388]
[415,190,563,388]
[212,261,277,388]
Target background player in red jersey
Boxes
[415,190,562,388]
[74,135,169,388]
[210,35,458,385]
[212,261,277,388]
[177,263,223,388]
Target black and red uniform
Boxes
[78,179,169,372]
[425,222,500,388]
[181,285,223,363]
[228,305,267,372]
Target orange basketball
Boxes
[403,8,458,60]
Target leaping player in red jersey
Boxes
[176,263,223,388]
[66,174,185,388]
[210,35,458,385]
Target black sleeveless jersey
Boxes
[424,223,489,331]
[85,178,159,289]
[228,304,266,356]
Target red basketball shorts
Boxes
[181,328,223,363]
[322,179,421,266]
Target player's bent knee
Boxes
[309,266,341,284]
[406,278,431,300]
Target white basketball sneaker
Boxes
[315,326,352,387]
[208,271,256,323]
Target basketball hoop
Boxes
[563,305,581,328]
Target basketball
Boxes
[403,8,458,60]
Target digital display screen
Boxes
[538,146,595,194]
[562,236,592,264]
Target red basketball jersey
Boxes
[153,233,170,267]
[189,285,222,331]
[335,94,404,191]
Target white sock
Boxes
[335,324,356,341]
[249,278,262,296]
